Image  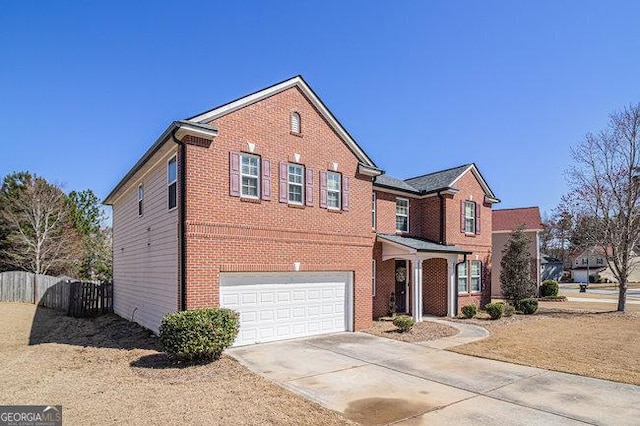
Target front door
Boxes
[395,260,407,313]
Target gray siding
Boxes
[112,151,178,333]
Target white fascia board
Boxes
[373,186,458,199]
[188,76,377,168]
[493,228,543,234]
[175,124,218,141]
[358,163,383,177]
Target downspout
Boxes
[437,191,445,244]
[171,129,187,311]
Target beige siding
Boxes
[112,149,179,333]
[491,230,540,298]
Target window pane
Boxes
[471,261,481,292]
[327,172,341,191]
[168,182,177,209]
[289,185,303,203]
[242,176,258,197]
[242,156,258,176]
[396,216,408,232]
[168,157,177,183]
[396,199,408,215]
[457,262,468,292]
[288,165,303,183]
[327,191,340,208]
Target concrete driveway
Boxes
[228,333,640,425]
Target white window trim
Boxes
[372,259,376,297]
[240,153,261,199]
[470,261,481,293]
[396,197,409,233]
[167,155,178,212]
[327,171,342,210]
[288,163,304,205]
[464,201,476,234]
[372,192,376,230]
[457,262,468,293]
[137,184,143,217]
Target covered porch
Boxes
[376,233,471,323]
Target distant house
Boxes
[570,248,607,283]
[491,207,543,298]
[540,254,563,282]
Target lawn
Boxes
[0,303,352,425]
[450,303,640,386]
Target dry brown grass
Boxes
[451,304,640,385]
[0,303,353,426]
[362,319,458,343]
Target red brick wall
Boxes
[372,241,396,318]
[422,258,448,315]
[183,86,375,330]
[445,171,493,310]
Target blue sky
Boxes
[2,1,639,221]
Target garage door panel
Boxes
[220,272,351,346]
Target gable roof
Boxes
[492,207,543,232]
[187,75,378,169]
[373,163,498,201]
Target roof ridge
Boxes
[403,163,473,182]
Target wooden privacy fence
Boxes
[0,271,113,317]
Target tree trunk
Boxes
[618,280,627,312]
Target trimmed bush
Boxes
[498,302,515,317]
[393,315,415,332]
[461,304,477,319]
[159,308,240,362]
[540,280,559,297]
[485,302,504,320]
[518,298,539,315]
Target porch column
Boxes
[412,258,423,323]
[447,259,457,317]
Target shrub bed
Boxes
[539,295,567,302]
[159,308,239,362]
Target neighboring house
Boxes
[104,76,499,346]
[491,207,543,298]
[570,248,608,283]
[540,254,563,282]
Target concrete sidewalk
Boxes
[229,333,640,425]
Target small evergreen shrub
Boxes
[393,315,415,332]
[540,280,559,297]
[498,302,515,317]
[518,298,539,315]
[485,302,504,320]
[159,308,239,362]
[461,304,477,319]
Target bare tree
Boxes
[566,103,640,311]
[0,175,80,275]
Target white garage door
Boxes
[220,272,353,346]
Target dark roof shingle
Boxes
[404,164,472,193]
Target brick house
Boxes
[104,76,499,346]
[491,207,543,298]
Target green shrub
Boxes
[159,308,240,362]
[392,315,415,332]
[461,304,477,319]
[517,298,539,315]
[485,302,504,320]
[589,274,599,283]
[540,280,559,297]
[498,302,515,317]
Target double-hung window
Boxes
[137,184,144,217]
[327,171,341,209]
[288,164,304,205]
[241,154,260,198]
[167,156,177,210]
[464,201,476,233]
[470,261,481,292]
[457,262,468,293]
[396,198,409,232]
